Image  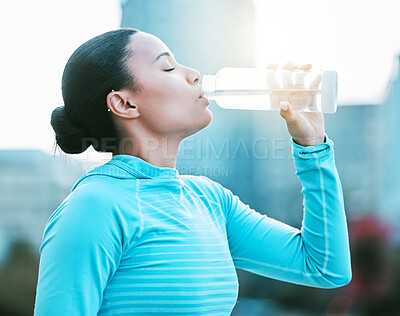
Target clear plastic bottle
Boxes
[201,63,338,113]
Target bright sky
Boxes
[1,0,399,159]
[0,0,121,162]
[253,0,400,105]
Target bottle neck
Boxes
[201,75,216,99]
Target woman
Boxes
[34,28,352,315]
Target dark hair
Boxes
[51,28,139,154]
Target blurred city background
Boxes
[1,0,400,315]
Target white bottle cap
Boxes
[321,71,338,113]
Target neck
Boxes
[112,134,181,169]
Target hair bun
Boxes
[51,106,92,154]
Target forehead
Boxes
[128,32,172,66]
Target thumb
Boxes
[279,101,298,126]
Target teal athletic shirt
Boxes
[34,134,352,315]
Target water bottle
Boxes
[201,62,338,113]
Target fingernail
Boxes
[280,101,288,111]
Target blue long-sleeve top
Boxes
[34,134,352,315]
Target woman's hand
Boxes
[274,61,325,147]
[279,100,325,147]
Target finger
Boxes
[281,61,299,89]
[294,64,311,89]
[282,61,299,71]
[309,72,322,89]
[279,101,298,126]
[294,72,306,89]
[299,64,312,71]
[266,63,279,70]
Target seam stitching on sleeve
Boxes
[314,153,329,275]
[234,257,323,277]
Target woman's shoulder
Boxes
[46,171,140,227]
[41,173,143,258]
[70,163,138,193]
[73,171,136,194]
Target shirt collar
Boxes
[107,154,179,179]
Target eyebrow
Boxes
[153,52,174,63]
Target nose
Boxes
[186,67,201,85]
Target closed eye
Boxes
[164,67,175,72]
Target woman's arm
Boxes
[214,134,352,288]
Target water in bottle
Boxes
[201,62,338,113]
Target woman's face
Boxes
[125,32,212,139]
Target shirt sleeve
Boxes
[215,134,352,289]
[33,178,142,315]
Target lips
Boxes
[200,95,210,105]
[198,88,210,105]
[199,89,205,99]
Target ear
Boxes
[107,90,140,119]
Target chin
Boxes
[183,112,213,139]
[205,111,213,127]
[198,110,213,131]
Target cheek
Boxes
[149,74,192,100]
[139,78,191,113]
[134,74,207,134]
[136,86,187,133]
